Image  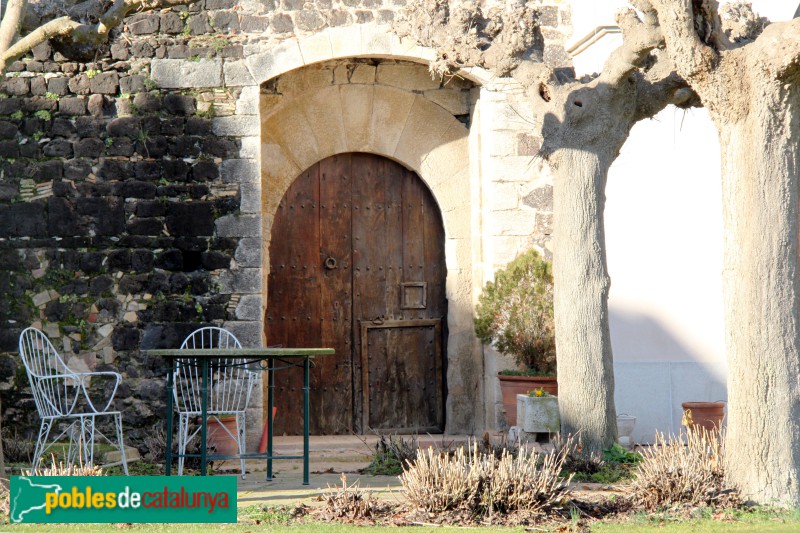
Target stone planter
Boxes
[516,394,560,434]
[617,414,636,448]
[499,374,558,426]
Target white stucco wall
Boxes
[564,0,796,441]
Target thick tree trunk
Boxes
[552,148,618,456]
[719,90,800,505]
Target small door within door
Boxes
[266,153,447,434]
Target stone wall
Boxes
[0,0,574,445]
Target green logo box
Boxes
[10,476,237,523]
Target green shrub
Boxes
[474,248,555,374]
[362,434,416,475]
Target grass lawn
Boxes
[1,507,799,532]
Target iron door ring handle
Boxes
[325,256,337,270]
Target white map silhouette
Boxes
[10,476,63,523]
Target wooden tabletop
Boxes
[145,348,335,358]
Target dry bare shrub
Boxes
[319,473,382,521]
[143,426,168,463]
[1,428,35,464]
[401,440,572,516]
[23,455,105,476]
[631,429,737,510]
[0,483,8,515]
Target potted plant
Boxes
[681,401,725,432]
[475,248,556,426]
[207,414,240,455]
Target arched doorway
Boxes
[266,153,447,435]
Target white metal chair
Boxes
[18,327,128,474]
[174,327,258,478]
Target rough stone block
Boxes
[128,14,160,34]
[127,217,163,235]
[166,203,215,236]
[150,59,223,88]
[221,321,262,348]
[235,86,259,115]
[0,141,19,158]
[160,12,184,34]
[201,251,230,270]
[212,11,240,32]
[186,117,211,135]
[187,13,212,35]
[234,237,261,267]
[1,77,29,96]
[0,203,46,237]
[0,121,17,139]
[119,75,146,95]
[33,77,48,95]
[58,97,86,115]
[117,180,157,199]
[43,139,73,158]
[423,88,468,115]
[47,77,69,96]
[240,15,269,33]
[32,42,52,61]
[110,43,130,60]
[215,214,261,237]
[223,60,256,87]
[89,72,119,94]
[88,94,112,117]
[271,14,294,33]
[107,137,135,156]
[239,136,259,160]
[0,99,21,114]
[107,116,141,137]
[23,96,57,113]
[133,92,161,113]
[202,137,238,158]
[377,63,440,91]
[212,115,259,137]
[190,160,218,181]
[239,183,261,213]
[235,295,262,320]
[220,159,258,183]
[47,197,78,236]
[219,269,261,294]
[163,94,196,115]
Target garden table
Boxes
[146,347,334,485]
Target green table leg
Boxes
[267,356,274,481]
[165,357,174,476]
[200,358,208,476]
[303,356,310,486]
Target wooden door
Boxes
[266,153,446,435]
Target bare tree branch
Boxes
[633,71,698,122]
[0,16,80,73]
[598,0,663,86]
[0,0,196,75]
[652,0,719,79]
[750,18,800,79]
[0,0,27,54]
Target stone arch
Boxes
[260,58,482,433]
[240,23,496,87]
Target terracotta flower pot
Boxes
[681,401,725,432]
[207,416,240,455]
[498,374,558,427]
